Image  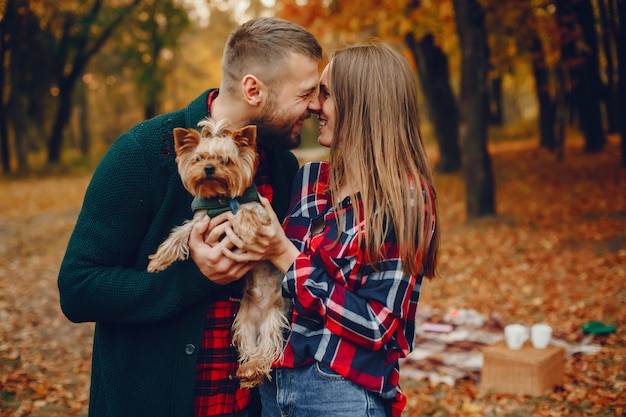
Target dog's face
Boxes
[173,119,258,198]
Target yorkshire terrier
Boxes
[147,118,289,388]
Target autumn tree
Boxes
[529,32,558,151]
[572,0,606,152]
[482,1,561,151]
[47,0,144,163]
[127,0,189,120]
[403,1,461,173]
[1,0,60,173]
[0,0,11,174]
[406,31,461,173]
[97,0,189,120]
[618,0,626,167]
[597,0,620,134]
[453,0,495,217]
[0,0,142,173]
[555,0,606,153]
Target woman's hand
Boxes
[221,197,300,274]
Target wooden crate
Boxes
[481,341,565,396]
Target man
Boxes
[57,17,322,417]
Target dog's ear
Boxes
[173,128,201,155]
[233,125,257,148]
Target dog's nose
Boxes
[205,165,215,176]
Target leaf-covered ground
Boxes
[0,135,624,416]
[401,135,625,416]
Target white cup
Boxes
[504,324,529,350]
[531,324,552,349]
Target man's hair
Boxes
[327,43,440,278]
[221,17,322,95]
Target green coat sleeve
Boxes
[57,128,221,324]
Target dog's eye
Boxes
[223,157,230,165]
[195,156,201,162]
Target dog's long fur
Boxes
[147,118,289,388]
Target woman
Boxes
[227,42,440,417]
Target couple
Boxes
[58,17,440,417]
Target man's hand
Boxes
[221,197,300,274]
[188,213,254,285]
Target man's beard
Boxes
[253,121,301,150]
[251,97,303,150]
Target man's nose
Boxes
[307,95,321,113]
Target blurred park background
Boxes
[0,0,624,217]
[0,0,625,416]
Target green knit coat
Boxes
[58,90,299,417]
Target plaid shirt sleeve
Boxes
[285,254,419,353]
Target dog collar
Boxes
[191,184,261,217]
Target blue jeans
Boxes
[259,363,389,417]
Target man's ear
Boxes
[241,75,265,106]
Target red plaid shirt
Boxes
[279,162,433,417]
[194,92,273,417]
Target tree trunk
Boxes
[556,0,582,134]
[0,0,11,174]
[488,73,503,126]
[555,64,568,161]
[453,0,495,218]
[618,0,626,167]
[78,81,90,157]
[572,0,606,152]
[405,32,461,173]
[9,95,29,173]
[47,77,75,163]
[46,0,141,164]
[597,0,619,133]
[529,34,557,151]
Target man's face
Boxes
[252,53,320,150]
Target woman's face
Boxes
[315,64,336,148]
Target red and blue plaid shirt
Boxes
[279,162,430,417]
[194,91,273,417]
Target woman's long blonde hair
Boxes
[327,43,440,278]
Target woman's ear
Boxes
[241,74,265,106]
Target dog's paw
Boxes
[237,365,267,389]
[146,257,168,273]
[232,203,270,245]
[146,252,176,272]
